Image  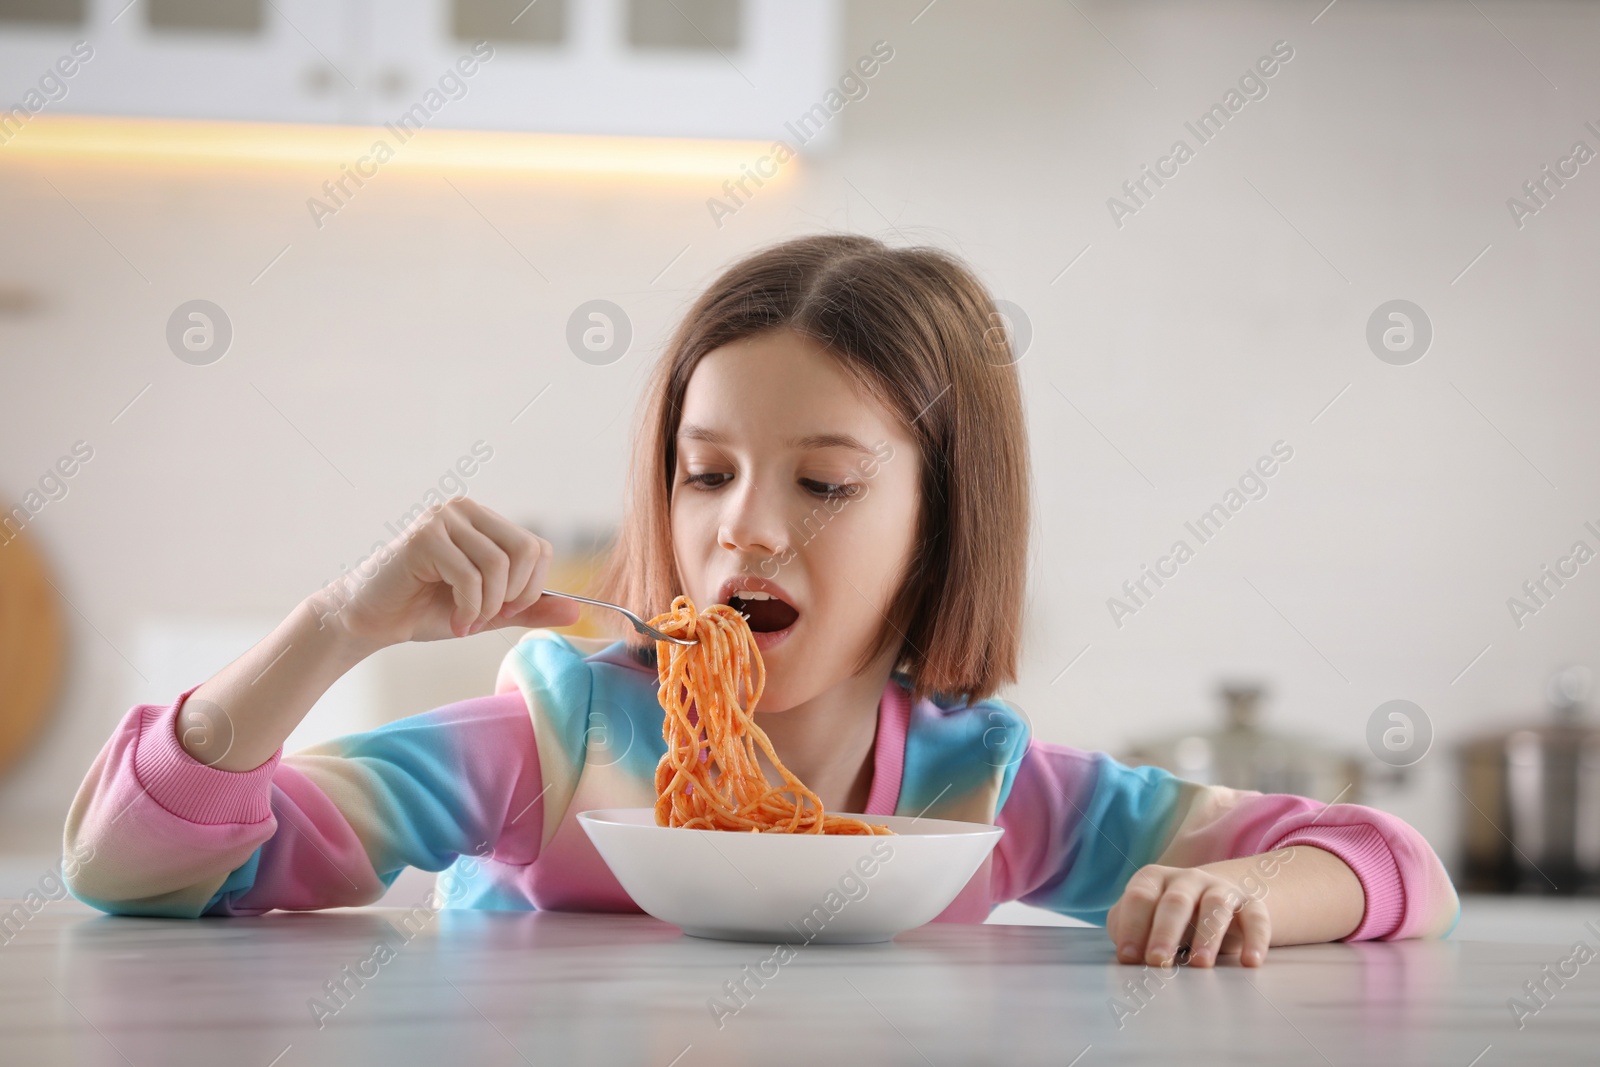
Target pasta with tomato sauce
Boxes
[650,596,892,835]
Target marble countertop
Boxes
[2,904,1597,1066]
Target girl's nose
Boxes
[718,481,789,559]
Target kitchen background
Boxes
[2,0,1599,922]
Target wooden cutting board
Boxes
[0,527,64,777]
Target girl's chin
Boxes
[750,666,838,718]
[749,658,802,715]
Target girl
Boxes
[63,235,1459,969]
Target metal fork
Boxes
[542,590,695,645]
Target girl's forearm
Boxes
[1201,845,1366,946]
[180,597,382,772]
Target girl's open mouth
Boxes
[726,592,799,633]
[717,578,800,649]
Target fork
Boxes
[541,590,695,646]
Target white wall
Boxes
[3,0,1599,873]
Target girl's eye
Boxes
[683,471,732,490]
[800,479,860,500]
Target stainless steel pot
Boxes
[1457,666,1600,895]
[1123,684,1365,804]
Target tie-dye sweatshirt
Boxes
[62,630,1459,939]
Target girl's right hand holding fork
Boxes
[179,497,578,771]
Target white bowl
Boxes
[577,808,1003,944]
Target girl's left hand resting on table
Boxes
[1105,844,1366,968]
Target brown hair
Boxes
[598,234,1030,704]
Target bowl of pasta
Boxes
[578,808,1004,944]
[582,597,1003,943]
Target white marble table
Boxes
[2,903,1596,1066]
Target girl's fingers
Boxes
[416,522,483,636]
[1111,870,1164,963]
[486,535,559,627]
[1109,866,1276,969]
[506,535,557,618]
[1144,881,1200,967]
[496,533,547,616]
[1187,885,1240,967]
[1237,899,1272,966]
[1105,899,1128,958]
[458,501,545,616]
[443,508,511,631]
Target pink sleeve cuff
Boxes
[1270,821,1405,941]
[131,684,283,826]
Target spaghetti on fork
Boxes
[649,595,892,835]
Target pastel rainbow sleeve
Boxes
[991,742,1460,940]
[62,682,544,917]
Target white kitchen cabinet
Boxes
[0,0,357,125]
[367,0,839,139]
[0,0,840,140]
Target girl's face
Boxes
[671,329,922,713]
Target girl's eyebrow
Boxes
[676,423,725,444]
[677,424,874,456]
[788,432,875,455]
